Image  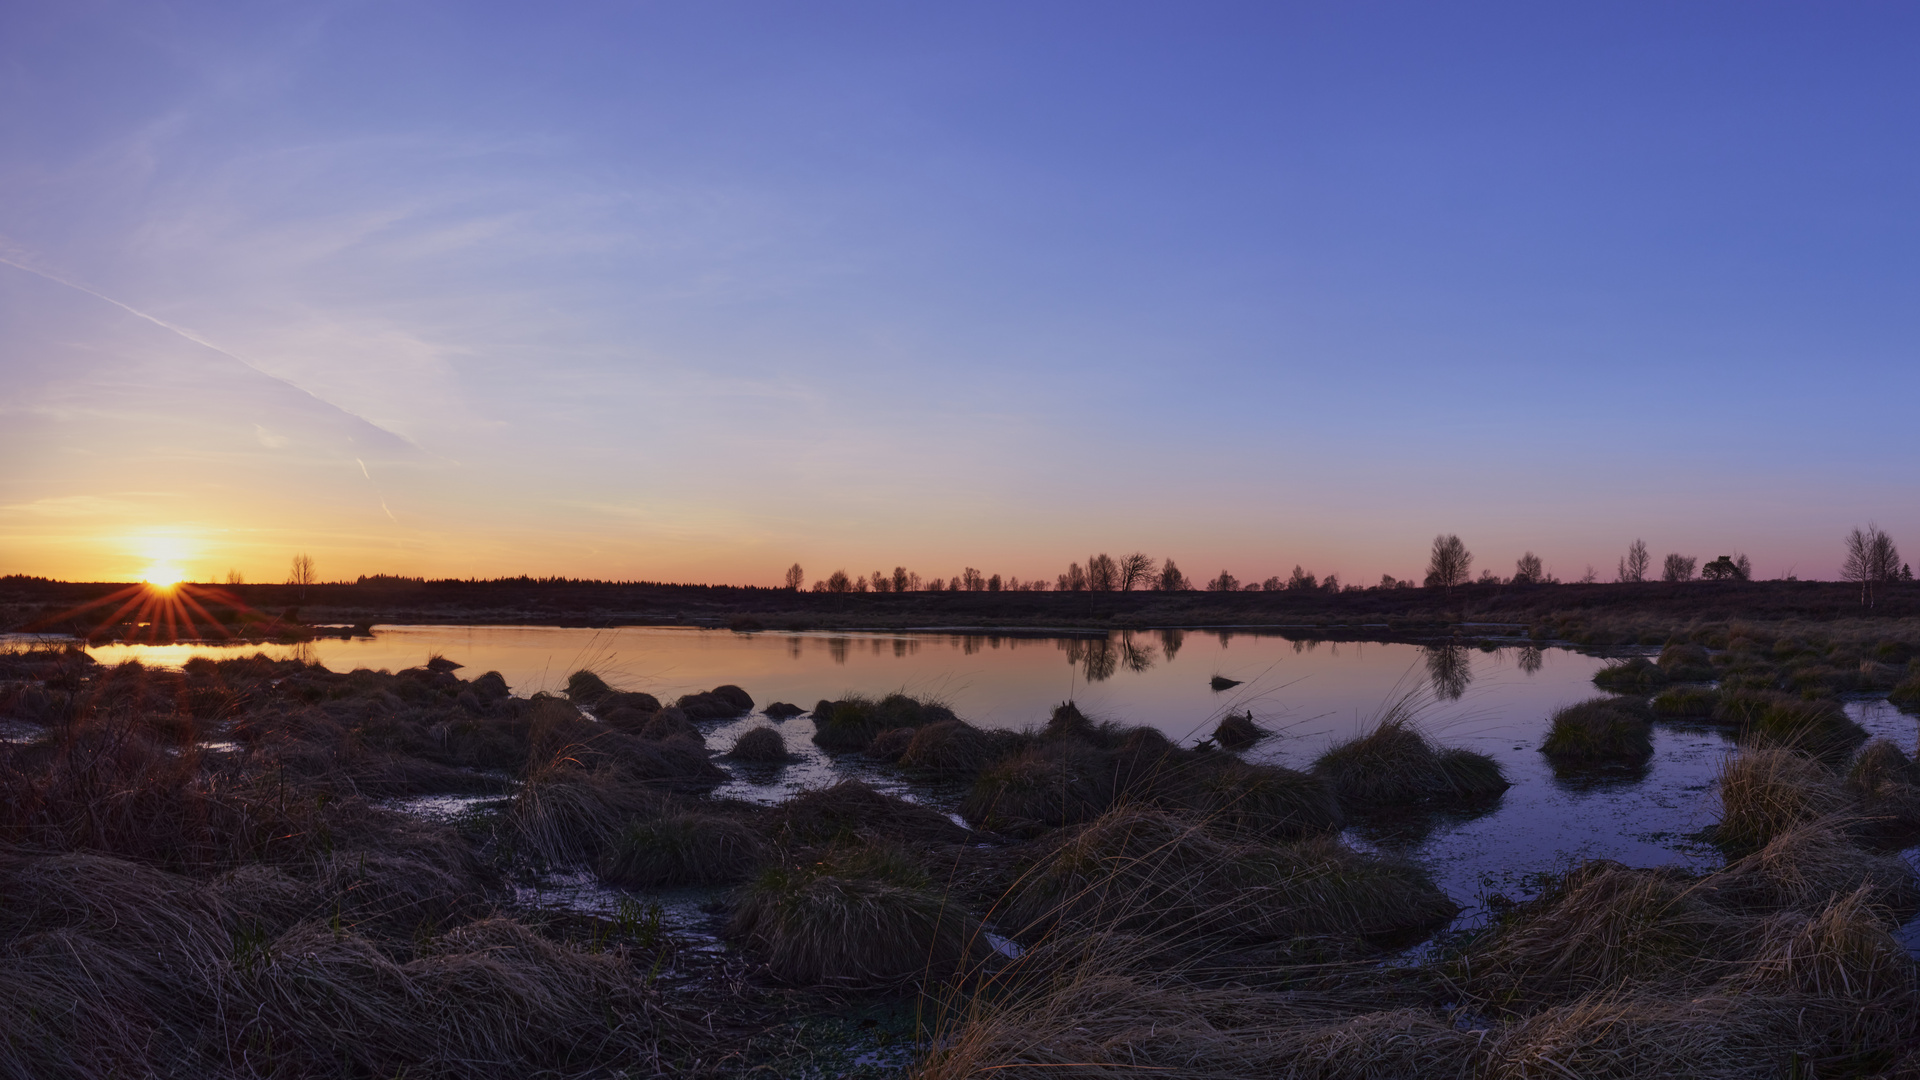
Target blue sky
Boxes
[3,1,1916,585]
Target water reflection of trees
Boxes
[1118,632,1156,674]
[1516,645,1543,675]
[1158,628,1185,661]
[1424,643,1472,700]
[1066,638,1116,682]
[829,637,850,665]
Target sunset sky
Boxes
[4,2,1916,587]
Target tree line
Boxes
[786,524,1914,604]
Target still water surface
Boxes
[80,625,1920,937]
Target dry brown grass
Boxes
[1714,745,1849,855]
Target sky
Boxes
[3,1,1916,587]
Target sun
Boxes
[132,534,196,587]
[143,563,187,588]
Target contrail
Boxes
[356,458,401,524]
[0,248,424,452]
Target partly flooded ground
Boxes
[49,624,1920,947]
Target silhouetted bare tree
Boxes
[1844,524,1902,607]
[1118,552,1154,591]
[1660,553,1696,582]
[1059,562,1087,591]
[1617,540,1650,583]
[1286,565,1317,591]
[826,569,853,593]
[1206,570,1240,592]
[225,569,244,586]
[869,571,891,592]
[1087,554,1119,591]
[1513,552,1543,584]
[892,566,911,592]
[287,554,316,601]
[1156,559,1190,591]
[1424,534,1471,592]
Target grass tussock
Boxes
[1002,808,1456,948]
[1310,711,1508,813]
[727,843,985,987]
[1592,656,1667,693]
[1651,685,1719,717]
[1188,759,1344,840]
[1705,820,1920,917]
[900,719,997,777]
[1211,710,1266,751]
[598,811,771,887]
[1458,862,1737,1001]
[727,725,791,762]
[812,693,959,752]
[774,779,973,846]
[1713,746,1848,855]
[1540,698,1654,769]
[960,740,1115,836]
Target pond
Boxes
[69,624,1920,942]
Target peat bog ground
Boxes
[8,586,1920,1077]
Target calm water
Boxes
[64,625,1920,936]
